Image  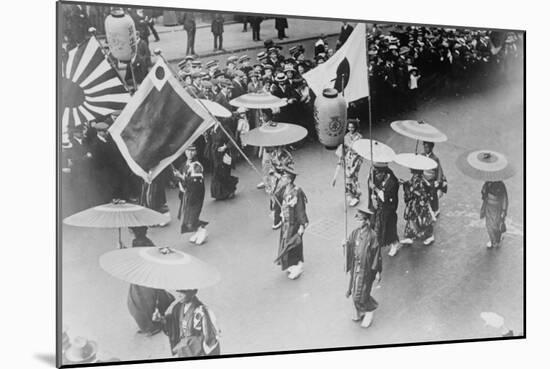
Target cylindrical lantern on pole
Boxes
[314,88,347,149]
[104,8,137,62]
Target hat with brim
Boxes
[184,55,196,61]
[274,73,287,82]
[227,56,238,64]
[218,78,233,88]
[191,72,202,79]
[177,60,187,69]
[456,149,515,181]
[257,51,267,59]
[64,337,98,364]
[205,60,218,68]
[263,64,274,71]
[394,153,437,171]
[238,55,250,63]
[94,122,109,131]
[356,203,374,216]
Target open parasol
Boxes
[456,149,515,181]
[229,92,287,109]
[63,200,169,247]
[99,247,221,289]
[351,139,396,163]
[241,121,307,147]
[196,99,232,118]
[391,120,448,142]
[394,153,438,171]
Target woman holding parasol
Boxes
[456,150,514,248]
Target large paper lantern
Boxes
[314,88,347,149]
[104,9,137,62]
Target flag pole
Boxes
[341,73,349,272]
[365,24,375,204]
[155,51,282,208]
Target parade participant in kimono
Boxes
[401,169,436,245]
[480,181,508,248]
[266,146,295,230]
[422,141,447,217]
[334,119,363,207]
[139,167,170,226]
[127,226,175,336]
[210,121,239,200]
[344,205,381,328]
[368,163,401,256]
[153,289,220,357]
[173,146,209,245]
[275,167,308,280]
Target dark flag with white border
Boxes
[109,58,216,184]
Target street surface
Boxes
[62,22,524,363]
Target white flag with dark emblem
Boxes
[109,58,216,184]
[303,23,369,103]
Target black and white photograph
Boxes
[56,0,525,367]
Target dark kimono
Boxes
[422,151,446,213]
[403,173,434,239]
[210,125,239,200]
[162,297,220,357]
[276,185,308,270]
[140,168,170,214]
[368,169,400,247]
[127,237,175,333]
[178,160,208,233]
[480,181,508,246]
[345,225,381,313]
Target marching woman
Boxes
[343,205,381,328]
[173,145,209,245]
[480,181,508,248]
[127,226,175,336]
[210,121,239,200]
[396,154,439,246]
[274,166,309,280]
[334,119,363,207]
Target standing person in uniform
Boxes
[211,14,225,52]
[480,181,508,248]
[275,167,308,280]
[127,226,174,336]
[368,163,401,256]
[152,289,220,357]
[182,12,196,56]
[250,16,263,42]
[275,17,289,40]
[173,146,209,245]
[343,205,381,328]
[422,141,447,218]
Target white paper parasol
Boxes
[99,247,221,289]
[196,99,232,118]
[456,149,515,181]
[229,92,287,109]
[241,122,307,147]
[394,153,438,170]
[351,139,396,163]
[391,120,448,142]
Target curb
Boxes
[165,32,339,64]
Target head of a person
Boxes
[297,64,305,74]
[411,168,423,177]
[373,165,388,181]
[355,208,373,227]
[185,145,197,160]
[184,75,192,85]
[261,108,273,122]
[327,49,334,58]
[173,289,198,303]
[95,123,109,139]
[423,141,434,155]
[347,119,359,134]
[130,226,148,239]
[265,68,273,77]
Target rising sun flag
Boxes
[60,36,130,131]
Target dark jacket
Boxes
[211,15,224,35]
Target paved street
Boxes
[61,50,524,362]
